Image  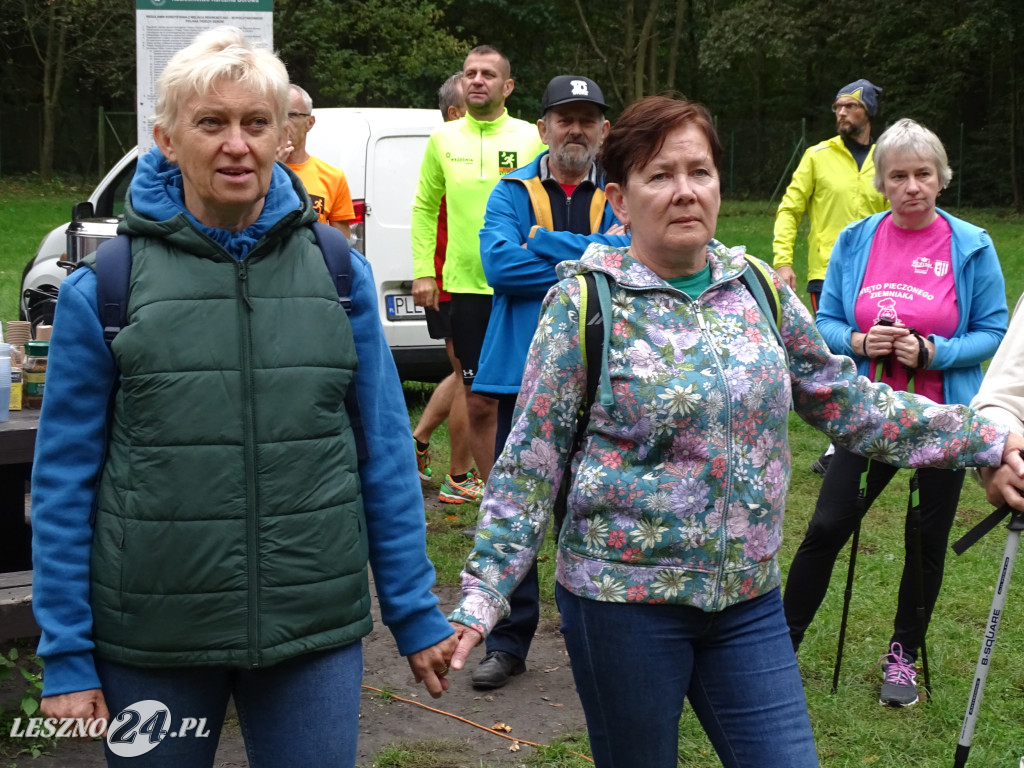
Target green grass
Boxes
[0,176,91,324]
[4,181,1024,767]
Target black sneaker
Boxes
[471,650,526,690]
[810,451,833,477]
[878,642,919,707]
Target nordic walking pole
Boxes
[833,464,870,694]
[952,505,1024,768]
[907,471,931,695]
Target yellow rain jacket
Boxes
[772,135,888,283]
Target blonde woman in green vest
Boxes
[31,26,455,767]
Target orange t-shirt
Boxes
[287,155,355,225]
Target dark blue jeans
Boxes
[556,584,819,768]
[486,392,540,661]
[95,641,363,768]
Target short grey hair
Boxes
[153,26,290,138]
[290,84,313,112]
[438,71,463,118]
[873,117,953,192]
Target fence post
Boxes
[98,106,106,181]
[957,122,963,209]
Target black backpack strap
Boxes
[310,222,367,460]
[553,271,603,533]
[312,222,353,313]
[88,234,134,348]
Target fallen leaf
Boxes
[491,722,513,733]
[544,666,560,673]
[446,515,459,521]
[540,696,550,701]
[548,702,563,708]
[509,741,521,752]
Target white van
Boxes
[20,108,449,382]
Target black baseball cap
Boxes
[540,75,607,113]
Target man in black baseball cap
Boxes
[540,75,607,113]
[468,76,627,690]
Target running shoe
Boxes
[439,473,483,504]
[878,642,919,707]
[414,439,431,481]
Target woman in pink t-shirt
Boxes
[783,118,1008,708]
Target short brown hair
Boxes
[599,95,722,187]
[464,45,510,78]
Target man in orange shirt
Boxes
[285,84,355,236]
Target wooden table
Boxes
[0,409,38,572]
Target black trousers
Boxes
[484,393,541,661]
[783,446,965,660]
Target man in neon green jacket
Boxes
[772,79,889,313]
[411,46,545,485]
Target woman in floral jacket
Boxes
[447,96,1024,768]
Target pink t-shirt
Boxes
[854,215,957,402]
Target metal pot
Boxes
[65,217,120,265]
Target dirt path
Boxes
[3,535,586,767]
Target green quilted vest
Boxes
[87,219,372,668]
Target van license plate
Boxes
[386,294,425,320]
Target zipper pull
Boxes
[237,261,254,311]
[694,302,707,331]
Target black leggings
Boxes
[783,446,965,660]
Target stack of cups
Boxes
[5,321,31,365]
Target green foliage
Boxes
[276,0,468,109]
[0,647,52,760]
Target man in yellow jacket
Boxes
[411,46,545,485]
[773,79,889,477]
[772,79,888,313]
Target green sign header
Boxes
[137,0,273,11]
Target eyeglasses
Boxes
[287,112,311,119]
[832,101,864,114]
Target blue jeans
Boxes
[95,641,363,768]
[556,584,819,768]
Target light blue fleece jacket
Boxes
[31,148,453,697]
[817,208,1007,405]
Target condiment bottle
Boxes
[22,340,49,410]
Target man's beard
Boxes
[550,141,598,178]
[837,118,865,139]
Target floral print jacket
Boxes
[450,241,1008,634]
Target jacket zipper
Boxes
[237,259,261,667]
[691,298,732,602]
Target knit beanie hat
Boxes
[834,79,882,117]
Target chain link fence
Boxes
[1,107,1019,208]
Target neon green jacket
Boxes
[411,110,545,294]
[772,135,888,283]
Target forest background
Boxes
[1,0,1023,209]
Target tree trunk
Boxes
[666,0,686,92]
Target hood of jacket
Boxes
[124,146,311,260]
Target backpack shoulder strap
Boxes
[310,222,367,460]
[554,272,603,533]
[90,234,134,348]
[740,255,785,351]
[312,222,353,313]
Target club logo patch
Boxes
[571,80,589,96]
[498,151,519,175]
